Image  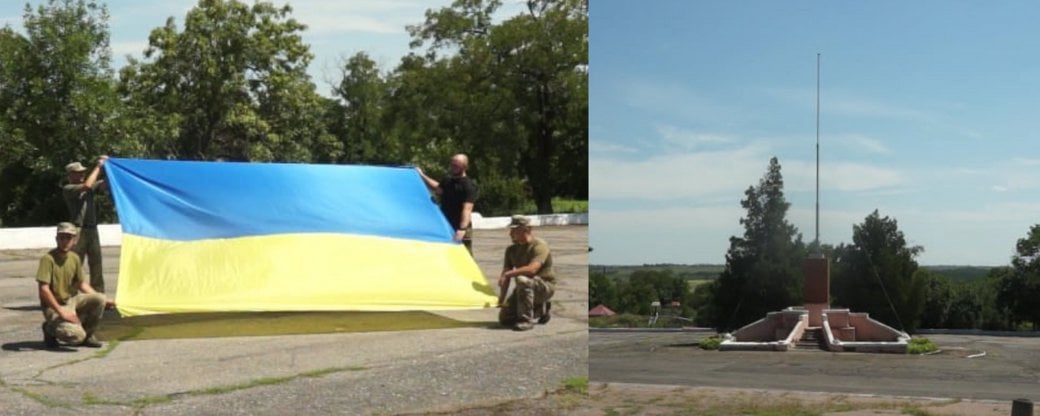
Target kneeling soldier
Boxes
[498,215,555,331]
[37,222,113,348]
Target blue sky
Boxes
[1,0,525,97]
[591,1,1040,266]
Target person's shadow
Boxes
[2,340,78,352]
[3,304,79,351]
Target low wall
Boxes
[848,313,905,341]
[728,309,806,343]
[0,213,588,250]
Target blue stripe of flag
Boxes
[105,158,454,243]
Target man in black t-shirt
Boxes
[418,154,478,254]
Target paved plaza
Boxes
[0,226,588,415]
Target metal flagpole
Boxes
[815,53,821,251]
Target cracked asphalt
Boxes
[0,225,588,415]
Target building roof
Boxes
[589,304,616,317]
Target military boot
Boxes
[42,322,58,348]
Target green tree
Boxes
[689,280,719,327]
[119,0,333,162]
[334,52,392,164]
[0,0,123,226]
[917,269,952,328]
[589,271,618,309]
[615,278,656,316]
[707,157,806,331]
[832,210,926,332]
[1006,225,1040,330]
[981,267,1013,330]
[406,0,588,213]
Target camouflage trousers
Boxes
[498,275,554,327]
[74,226,104,292]
[42,293,106,345]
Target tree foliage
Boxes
[1005,225,1040,330]
[0,0,587,226]
[832,210,926,332]
[0,0,121,225]
[706,157,806,331]
[119,0,333,162]
[589,271,618,309]
[404,0,588,213]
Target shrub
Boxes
[907,337,938,354]
[476,173,529,217]
[698,335,722,350]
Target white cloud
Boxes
[835,134,889,154]
[992,185,1008,192]
[784,160,903,192]
[590,204,745,265]
[110,40,149,59]
[828,96,931,121]
[788,207,868,245]
[589,142,771,201]
[620,78,740,125]
[289,0,527,35]
[656,124,732,150]
[589,140,639,154]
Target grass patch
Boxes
[13,387,69,408]
[902,407,939,416]
[301,366,363,378]
[907,337,938,354]
[92,338,120,358]
[560,376,588,394]
[698,335,722,350]
[193,366,361,396]
[32,337,126,380]
[131,395,173,406]
[82,393,113,405]
[197,375,295,395]
[76,366,358,408]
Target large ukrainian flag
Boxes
[106,158,496,316]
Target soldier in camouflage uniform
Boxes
[498,215,555,331]
[37,222,114,348]
[62,155,108,292]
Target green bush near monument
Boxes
[907,337,938,354]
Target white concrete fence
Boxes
[0,212,588,250]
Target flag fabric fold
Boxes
[106,158,496,316]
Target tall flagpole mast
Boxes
[815,53,821,251]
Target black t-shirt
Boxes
[438,176,477,230]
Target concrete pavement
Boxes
[0,225,588,415]
[590,331,1040,403]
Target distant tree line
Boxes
[590,269,697,319]
[592,157,1040,332]
[0,0,588,226]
